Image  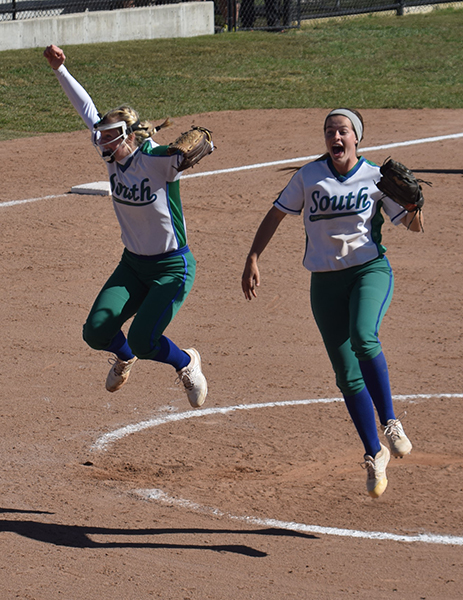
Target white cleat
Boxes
[106,356,138,392]
[382,418,412,458]
[176,348,208,408]
[364,443,390,499]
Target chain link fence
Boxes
[0,0,454,30]
[222,0,453,30]
[0,0,160,21]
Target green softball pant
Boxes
[310,255,394,396]
[82,248,196,360]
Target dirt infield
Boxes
[1,108,463,599]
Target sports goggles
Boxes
[92,119,142,162]
[92,120,127,162]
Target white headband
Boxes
[326,109,363,143]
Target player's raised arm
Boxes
[43,44,99,130]
[43,44,66,70]
[241,206,287,300]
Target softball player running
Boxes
[44,45,207,407]
[242,109,420,498]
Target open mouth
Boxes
[332,144,344,158]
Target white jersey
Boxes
[54,65,185,257]
[274,156,407,272]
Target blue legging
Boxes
[310,255,394,396]
[310,255,396,455]
[83,248,196,360]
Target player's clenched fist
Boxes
[43,44,66,70]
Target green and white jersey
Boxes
[54,65,186,256]
[274,156,406,272]
[105,142,185,256]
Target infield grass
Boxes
[0,7,462,140]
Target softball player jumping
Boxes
[242,109,420,498]
[44,45,207,408]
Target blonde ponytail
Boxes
[99,105,173,147]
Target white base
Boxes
[70,181,111,196]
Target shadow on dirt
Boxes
[0,511,317,556]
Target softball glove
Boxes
[376,157,425,212]
[167,126,214,171]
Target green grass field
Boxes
[0,7,462,140]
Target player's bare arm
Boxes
[43,44,66,70]
[401,210,423,232]
[242,206,287,300]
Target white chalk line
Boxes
[4,131,463,207]
[0,193,69,208]
[135,488,463,547]
[183,131,463,179]
[92,393,463,451]
[93,393,463,547]
[92,396,342,451]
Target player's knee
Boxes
[336,374,365,397]
[82,322,111,351]
[350,330,380,362]
[126,332,156,360]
